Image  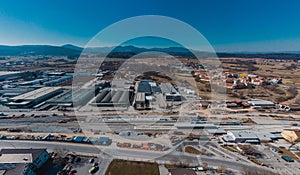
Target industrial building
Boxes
[134,125,176,131]
[44,75,72,86]
[89,80,134,107]
[46,71,66,76]
[133,80,160,110]
[160,83,177,94]
[175,121,218,130]
[136,80,161,94]
[47,87,95,107]
[19,79,44,86]
[0,148,50,175]
[137,82,152,95]
[148,81,161,93]
[0,87,35,96]
[247,99,275,108]
[6,87,62,108]
[223,131,260,144]
[46,89,73,107]
[135,92,147,109]
[90,89,132,107]
[223,130,280,144]
[0,71,27,81]
[160,83,181,101]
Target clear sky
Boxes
[0,0,300,52]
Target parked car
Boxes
[89,166,99,174]
[281,155,294,162]
[89,158,94,163]
[74,157,81,163]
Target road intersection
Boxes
[0,139,275,174]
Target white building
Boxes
[223,130,280,144]
[226,130,260,143]
[247,99,275,107]
[7,87,62,108]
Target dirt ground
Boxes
[195,58,300,103]
[105,159,159,175]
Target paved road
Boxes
[73,157,112,175]
[98,158,112,175]
[0,140,276,174]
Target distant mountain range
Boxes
[0,44,299,60]
[0,44,82,58]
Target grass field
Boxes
[104,159,159,175]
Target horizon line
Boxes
[1,43,300,54]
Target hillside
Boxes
[0,44,299,60]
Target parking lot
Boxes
[69,157,103,175]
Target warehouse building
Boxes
[133,80,160,109]
[6,87,62,108]
[44,75,73,86]
[19,79,44,86]
[89,80,135,107]
[135,92,147,109]
[136,79,161,94]
[46,71,66,76]
[223,130,280,144]
[89,89,133,107]
[0,148,50,175]
[0,71,27,81]
[0,87,34,96]
[137,81,152,95]
[224,131,260,144]
[47,87,95,107]
[46,89,73,107]
[175,121,218,130]
[160,83,177,94]
[160,83,181,101]
[248,99,275,108]
[134,125,176,131]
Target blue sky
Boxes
[0,0,300,52]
